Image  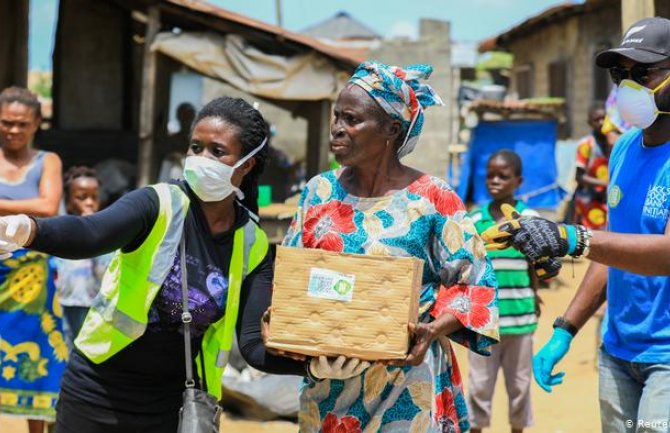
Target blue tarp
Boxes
[457,120,564,209]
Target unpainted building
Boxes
[481,0,670,139]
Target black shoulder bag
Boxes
[177,235,223,433]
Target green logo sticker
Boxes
[333,279,353,295]
[307,268,355,302]
[609,185,622,208]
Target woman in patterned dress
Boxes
[573,105,610,230]
[0,87,63,433]
[281,62,499,433]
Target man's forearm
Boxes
[479,208,670,276]
[563,261,607,331]
[588,231,670,275]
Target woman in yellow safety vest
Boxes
[0,97,307,432]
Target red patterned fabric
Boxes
[322,413,362,433]
[431,285,496,330]
[302,200,356,251]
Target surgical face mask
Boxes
[183,138,266,202]
[616,73,670,129]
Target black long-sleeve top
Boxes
[31,181,304,420]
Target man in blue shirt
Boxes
[482,17,670,433]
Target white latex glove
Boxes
[309,355,371,380]
[0,215,33,259]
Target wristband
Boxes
[564,225,578,255]
[553,317,578,337]
[571,225,592,258]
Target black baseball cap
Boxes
[596,17,670,68]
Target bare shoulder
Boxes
[40,152,63,183]
[405,166,425,181]
[42,151,63,165]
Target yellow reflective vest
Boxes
[75,183,269,399]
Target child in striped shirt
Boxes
[467,150,540,433]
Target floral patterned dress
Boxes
[574,135,609,230]
[283,170,499,433]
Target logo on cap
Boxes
[625,25,647,38]
[623,25,646,45]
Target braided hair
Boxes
[192,97,269,214]
[63,166,99,201]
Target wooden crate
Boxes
[267,246,423,360]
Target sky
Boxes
[29,0,585,70]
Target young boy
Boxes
[467,150,539,433]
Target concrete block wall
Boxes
[573,5,621,136]
[507,3,621,139]
[370,19,454,178]
[204,18,456,180]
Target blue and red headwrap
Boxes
[349,61,444,158]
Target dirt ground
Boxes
[1,259,600,433]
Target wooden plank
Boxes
[621,0,654,30]
[137,5,161,186]
[305,99,331,179]
[15,0,29,87]
[656,0,670,18]
[0,0,29,89]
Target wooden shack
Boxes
[1,0,361,185]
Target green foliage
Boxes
[521,97,565,105]
[476,52,513,71]
[28,71,52,98]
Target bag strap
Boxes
[179,234,197,389]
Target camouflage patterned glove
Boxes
[481,204,575,279]
[482,204,579,261]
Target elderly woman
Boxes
[282,62,499,432]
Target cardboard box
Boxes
[267,246,424,360]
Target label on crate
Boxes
[307,267,355,302]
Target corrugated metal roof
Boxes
[478,1,605,53]
[162,0,364,68]
[302,11,382,41]
[469,98,565,117]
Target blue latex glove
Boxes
[533,328,573,392]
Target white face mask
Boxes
[616,74,670,129]
[183,138,266,202]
